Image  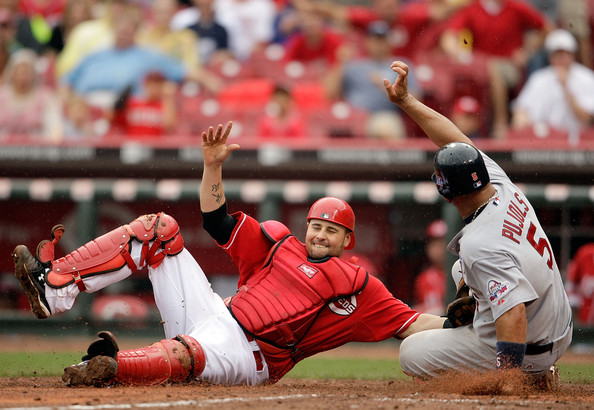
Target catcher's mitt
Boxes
[446,279,476,327]
[82,330,119,361]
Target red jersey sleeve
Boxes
[219,211,274,286]
[354,275,420,339]
[515,0,547,30]
[283,34,304,62]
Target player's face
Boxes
[305,220,352,259]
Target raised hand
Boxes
[383,61,410,105]
[201,121,240,168]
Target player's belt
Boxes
[244,331,265,372]
[525,342,554,355]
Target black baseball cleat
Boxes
[62,356,118,387]
[13,245,52,319]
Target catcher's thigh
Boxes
[149,250,269,385]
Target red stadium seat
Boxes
[177,95,257,138]
[306,101,369,138]
[206,58,255,81]
[292,82,330,112]
[217,78,274,110]
[504,126,570,147]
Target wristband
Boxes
[495,341,526,369]
[442,317,454,328]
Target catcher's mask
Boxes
[307,197,356,250]
[431,142,490,202]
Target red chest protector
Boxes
[228,235,368,350]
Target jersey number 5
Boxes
[527,222,553,270]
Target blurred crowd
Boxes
[1,0,594,144]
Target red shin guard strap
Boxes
[73,272,86,292]
[70,245,137,292]
[146,240,163,268]
[120,246,138,272]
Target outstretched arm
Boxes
[399,313,447,338]
[383,61,474,148]
[200,122,239,213]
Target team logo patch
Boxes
[320,212,330,219]
[488,280,510,302]
[433,171,447,188]
[298,263,319,278]
[471,172,483,189]
[329,295,357,316]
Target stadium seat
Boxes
[306,101,369,139]
[292,82,330,112]
[177,94,257,138]
[217,78,274,110]
[206,58,255,81]
[504,125,570,146]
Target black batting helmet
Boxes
[431,142,489,201]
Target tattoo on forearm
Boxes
[210,183,223,203]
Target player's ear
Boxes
[343,231,352,248]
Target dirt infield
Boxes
[1,335,593,409]
[2,374,594,409]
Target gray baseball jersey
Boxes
[447,151,572,348]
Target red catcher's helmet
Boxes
[307,197,356,250]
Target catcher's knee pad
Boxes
[129,212,184,269]
[115,334,206,385]
[47,212,183,291]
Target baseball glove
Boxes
[82,330,119,361]
[446,279,476,327]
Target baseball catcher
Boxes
[13,122,448,386]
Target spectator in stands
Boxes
[440,0,552,139]
[308,0,462,61]
[526,0,592,69]
[14,0,68,54]
[283,8,344,67]
[62,94,102,140]
[557,0,592,69]
[108,71,178,138]
[137,0,222,95]
[565,243,594,326]
[18,0,68,24]
[186,0,232,65]
[413,219,447,316]
[55,0,129,77]
[46,0,96,56]
[325,21,418,141]
[137,0,200,71]
[60,5,210,111]
[0,7,21,76]
[270,0,301,44]
[511,29,594,140]
[0,48,63,141]
[214,0,276,61]
[451,95,483,139]
[256,84,305,139]
[170,0,201,30]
